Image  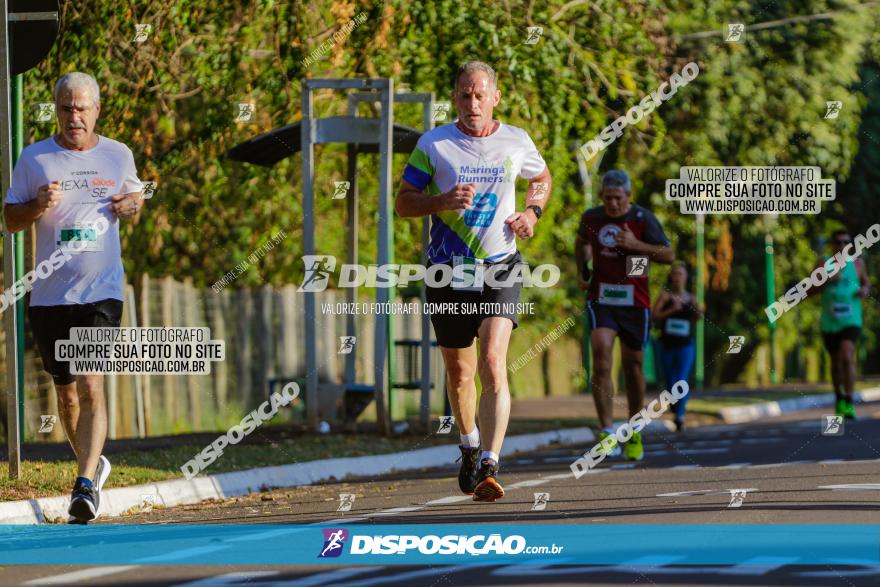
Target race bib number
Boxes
[56,223,103,252]
[665,318,691,337]
[452,256,485,291]
[598,282,634,306]
[832,303,853,319]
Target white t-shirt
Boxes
[5,135,142,306]
[402,121,546,264]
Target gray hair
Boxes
[54,72,100,106]
[601,169,631,193]
[455,61,497,91]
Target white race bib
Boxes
[665,318,691,337]
[598,282,634,306]
[832,303,853,318]
[55,223,103,253]
[452,256,485,291]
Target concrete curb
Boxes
[718,387,880,424]
[0,426,595,525]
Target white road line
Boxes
[609,463,637,470]
[817,483,880,491]
[818,459,845,465]
[175,571,280,586]
[316,517,368,524]
[506,479,550,489]
[136,544,231,563]
[670,465,701,470]
[264,567,383,586]
[24,566,139,585]
[750,460,813,468]
[424,495,471,505]
[370,506,425,517]
[657,488,758,498]
[718,463,752,469]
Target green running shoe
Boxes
[835,399,847,417]
[843,399,857,420]
[596,429,621,458]
[624,431,644,462]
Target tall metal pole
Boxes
[12,72,23,442]
[765,231,778,384]
[1,0,22,478]
[301,81,319,432]
[695,213,705,389]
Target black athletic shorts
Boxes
[822,326,861,354]
[29,298,124,385]
[586,301,651,350]
[425,252,523,349]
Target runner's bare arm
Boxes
[575,236,591,290]
[615,224,674,263]
[4,181,63,233]
[395,179,475,217]
[856,257,870,297]
[524,166,552,217]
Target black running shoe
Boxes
[456,446,481,495]
[68,482,97,523]
[472,458,504,502]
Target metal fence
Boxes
[0,275,448,441]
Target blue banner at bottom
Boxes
[1,524,878,566]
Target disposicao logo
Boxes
[319,528,349,558]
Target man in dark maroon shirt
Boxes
[575,170,674,462]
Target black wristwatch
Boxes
[526,204,543,220]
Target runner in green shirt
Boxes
[813,229,870,419]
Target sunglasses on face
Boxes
[833,239,851,245]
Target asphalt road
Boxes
[7,401,880,586]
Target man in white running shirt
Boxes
[396,61,553,502]
[3,72,144,523]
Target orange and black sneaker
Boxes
[472,458,504,502]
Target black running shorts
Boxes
[425,252,523,349]
[821,326,861,354]
[586,301,651,351]
[29,298,124,385]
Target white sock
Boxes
[481,450,499,465]
[460,428,480,448]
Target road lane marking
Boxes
[817,483,880,491]
[315,517,368,524]
[424,495,471,505]
[24,566,139,585]
[657,488,758,497]
[507,479,550,489]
